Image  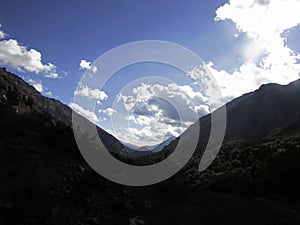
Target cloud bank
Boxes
[209,0,300,101]
[111,82,209,146]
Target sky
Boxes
[1,0,300,147]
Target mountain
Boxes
[0,67,130,157]
[1,68,300,225]
[151,136,176,152]
[164,78,300,203]
[0,68,71,126]
[197,79,300,140]
[123,136,176,157]
[155,78,300,170]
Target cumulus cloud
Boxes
[207,0,300,101]
[0,26,59,78]
[0,39,59,78]
[74,85,108,104]
[216,0,300,38]
[28,79,44,93]
[115,104,189,147]
[115,121,186,147]
[79,59,97,73]
[118,83,209,119]
[69,102,99,123]
[113,82,209,146]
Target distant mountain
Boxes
[123,136,176,157]
[151,136,176,152]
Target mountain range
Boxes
[1,67,300,225]
[122,135,176,157]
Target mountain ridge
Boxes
[0,67,72,126]
[1,68,300,224]
[123,135,176,157]
[2,67,300,158]
[0,67,174,155]
[149,78,300,165]
[0,67,132,158]
[196,78,300,141]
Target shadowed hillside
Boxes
[0,68,300,225]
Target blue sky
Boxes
[0,0,231,100]
[1,0,300,146]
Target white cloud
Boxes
[216,0,300,38]
[28,79,44,93]
[113,82,209,146]
[79,60,91,69]
[208,0,300,101]
[125,82,209,119]
[74,85,108,103]
[79,59,97,73]
[116,94,137,111]
[45,71,59,78]
[45,91,52,96]
[241,40,265,63]
[114,121,186,147]
[69,102,99,123]
[0,24,7,39]
[188,64,265,101]
[99,107,116,116]
[0,26,59,78]
[127,114,152,126]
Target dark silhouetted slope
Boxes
[198,79,300,140]
[0,67,71,126]
[0,68,299,225]
[0,67,130,156]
